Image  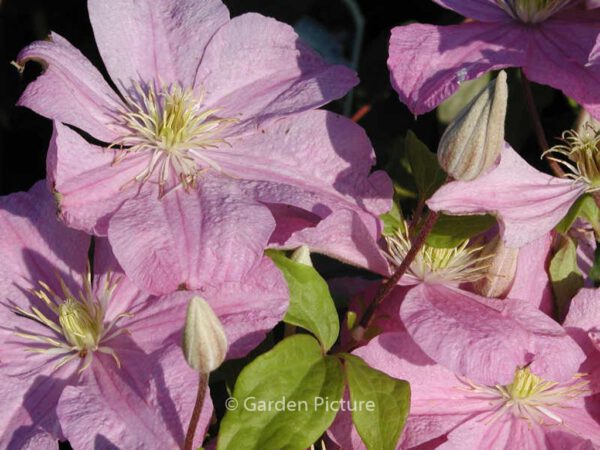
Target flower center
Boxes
[13,270,131,373]
[544,123,600,191]
[111,82,235,197]
[496,0,573,23]
[462,367,590,426]
[384,220,491,283]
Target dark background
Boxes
[0,0,575,197]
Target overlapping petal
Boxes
[428,144,586,248]
[108,178,275,295]
[388,22,525,115]
[432,0,512,21]
[194,14,357,129]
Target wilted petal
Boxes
[88,0,229,90]
[16,33,122,142]
[428,144,586,248]
[48,122,146,235]
[108,179,275,295]
[195,13,357,127]
[388,22,526,115]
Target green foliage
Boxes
[405,131,446,201]
[217,335,345,450]
[549,235,584,319]
[267,250,339,352]
[380,201,403,237]
[342,354,411,450]
[555,194,600,235]
[426,214,496,248]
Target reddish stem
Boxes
[183,372,209,450]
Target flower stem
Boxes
[359,210,439,329]
[520,72,565,177]
[183,372,209,450]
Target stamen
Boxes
[384,220,492,283]
[496,0,574,23]
[110,82,236,197]
[460,367,590,427]
[11,269,132,373]
[543,123,600,192]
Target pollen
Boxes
[384,220,491,284]
[13,269,131,373]
[111,82,236,197]
[496,0,574,23]
[543,123,600,192]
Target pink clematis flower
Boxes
[373,225,584,385]
[16,0,391,274]
[428,143,587,248]
[0,182,288,449]
[388,0,600,117]
[329,331,600,450]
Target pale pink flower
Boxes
[17,0,391,273]
[329,331,600,449]
[428,143,586,248]
[0,182,288,448]
[388,0,600,117]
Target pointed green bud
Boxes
[290,245,313,266]
[438,71,508,181]
[182,296,228,374]
[473,236,519,298]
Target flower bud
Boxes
[182,296,228,374]
[473,236,519,298]
[438,70,508,181]
[290,245,313,266]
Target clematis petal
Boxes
[277,209,390,276]
[432,0,512,21]
[525,10,600,121]
[506,232,554,314]
[195,13,357,128]
[108,178,275,295]
[564,288,600,354]
[428,144,586,248]
[57,348,209,450]
[123,256,288,360]
[399,283,530,385]
[88,0,229,90]
[0,180,88,310]
[388,22,526,115]
[47,122,146,235]
[16,33,122,142]
[212,110,392,217]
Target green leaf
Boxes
[217,335,345,450]
[549,235,584,319]
[437,74,492,124]
[426,214,496,248]
[341,354,411,450]
[555,194,600,235]
[405,131,446,201]
[267,250,339,352]
[380,201,403,237]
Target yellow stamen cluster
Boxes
[384,220,491,284]
[496,0,573,23]
[462,367,590,426]
[544,123,600,192]
[13,269,131,373]
[111,82,235,197]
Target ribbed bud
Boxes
[473,236,519,298]
[182,296,228,374]
[438,71,508,181]
[290,245,313,266]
